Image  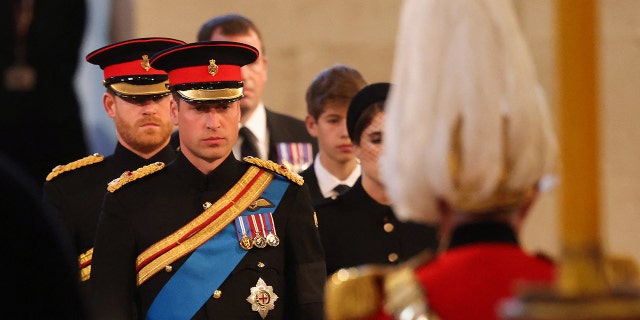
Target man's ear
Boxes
[170,98,180,126]
[305,114,319,137]
[103,92,116,119]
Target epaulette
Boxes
[45,153,105,181]
[107,162,165,193]
[242,156,304,186]
[325,250,439,320]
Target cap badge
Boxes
[247,277,278,319]
[141,55,151,71]
[208,59,219,77]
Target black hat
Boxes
[150,41,259,103]
[346,82,391,141]
[86,37,186,97]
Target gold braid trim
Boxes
[79,247,93,282]
[242,156,303,186]
[107,162,165,193]
[136,166,273,286]
[325,250,437,320]
[45,153,104,181]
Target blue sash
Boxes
[146,176,288,320]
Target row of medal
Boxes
[234,212,280,250]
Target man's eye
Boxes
[194,105,210,112]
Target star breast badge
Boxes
[247,277,279,319]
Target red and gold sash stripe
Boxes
[79,247,93,282]
[136,166,273,286]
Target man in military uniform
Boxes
[42,37,184,293]
[89,41,326,320]
[170,14,318,172]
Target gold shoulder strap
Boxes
[45,153,104,181]
[242,156,304,185]
[107,162,165,192]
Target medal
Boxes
[276,142,313,173]
[251,215,267,248]
[235,216,254,250]
[263,212,280,247]
[240,236,254,250]
[247,277,278,319]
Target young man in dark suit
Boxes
[300,64,366,206]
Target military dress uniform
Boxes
[90,153,326,319]
[41,37,184,291]
[42,144,176,282]
[90,41,326,320]
[315,178,438,276]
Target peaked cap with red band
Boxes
[86,37,186,97]
[149,41,259,103]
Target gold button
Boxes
[203,201,212,209]
[388,253,398,263]
[164,265,173,272]
[383,223,394,233]
[213,290,222,298]
[257,262,265,268]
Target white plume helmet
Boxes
[381,0,558,224]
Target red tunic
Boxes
[415,224,555,320]
[363,223,555,320]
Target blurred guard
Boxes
[89,41,326,320]
[42,37,184,295]
[325,0,558,319]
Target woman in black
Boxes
[314,82,439,275]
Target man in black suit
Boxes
[171,14,317,173]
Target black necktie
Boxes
[239,127,259,158]
[332,184,350,198]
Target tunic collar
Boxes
[447,221,519,250]
[112,142,177,171]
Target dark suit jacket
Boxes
[265,109,317,162]
[300,163,324,206]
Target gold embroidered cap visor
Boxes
[105,77,171,98]
[173,83,244,104]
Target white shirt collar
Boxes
[314,153,361,198]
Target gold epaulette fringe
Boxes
[107,162,165,193]
[324,250,438,320]
[45,153,105,181]
[242,156,304,186]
